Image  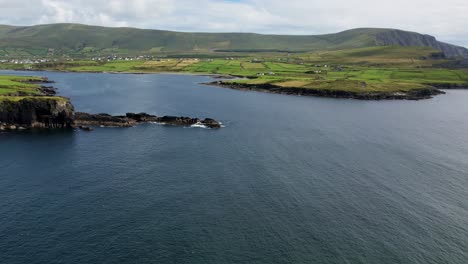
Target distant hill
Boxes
[0,23,466,58]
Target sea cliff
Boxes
[0,97,74,130]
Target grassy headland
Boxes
[0,75,66,102]
[0,75,44,96]
[0,76,73,130]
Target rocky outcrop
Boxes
[38,86,57,96]
[209,81,445,100]
[438,58,468,69]
[151,115,221,128]
[18,77,55,84]
[375,30,468,58]
[428,83,468,90]
[0,104,222,131]
[199,118,222,128]
[74,112,137,127]
[0,97,74,130]
[158,116,222,128]
[74,112,222,129]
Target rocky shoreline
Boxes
[0,78,222,131]
[428,83,468,90]
[2,74,466,132]
[74,112,221,129]
[0,97,75,130]
[0,103,222,131]
[207,81,447,100]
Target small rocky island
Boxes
[0,76,221,131]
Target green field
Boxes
[0,75,44,96]
[1,46,467,96]
[182,47,468,92]
[0,75,69,103]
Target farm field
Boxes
[1,46,467,95]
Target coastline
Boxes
[205,81,447,101]
[0,75,222,131]
[0,68,236,79]
[1,69,466,101]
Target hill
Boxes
[0,23,466,58]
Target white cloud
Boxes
[0,0,466,47]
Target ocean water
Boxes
[1,71,467,264]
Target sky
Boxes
[0,0,467,47]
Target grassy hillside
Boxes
[0,23,466,58]
[299,46,448,67]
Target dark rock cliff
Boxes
[0,98,74,129]
[375,30,468,58]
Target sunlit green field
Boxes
[0,75,69,102]
[0,75,43,96]
[185,58,468,92]
[1,46,467,94]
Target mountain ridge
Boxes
[0,23,466,58]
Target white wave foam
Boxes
[149,121,225,129]
[190,122,209,129]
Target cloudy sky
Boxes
[1,0,467,47]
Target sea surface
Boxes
[1,71,467,264]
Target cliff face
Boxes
[0,98,74,129]
[375,30,468,58]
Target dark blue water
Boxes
[1,71,468,264]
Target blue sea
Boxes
[1,71,467,263]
